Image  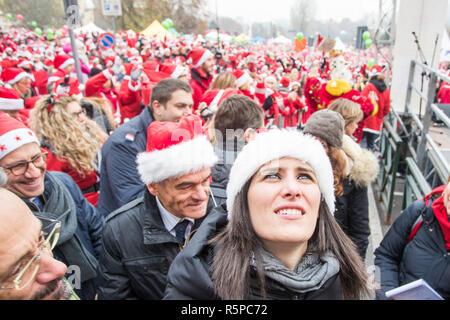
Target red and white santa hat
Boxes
[137,114,218,185]
[226,129,335,219]
[0,87,24,110]
[200,88,241,113]
[188,48,213,69]
[2,67,34,86]
[159,63,189,79]
[0,111,39,160]
[53,54,75,70]
[233,69,253,88]
[369,65,384,77]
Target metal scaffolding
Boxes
[373,0,397,86]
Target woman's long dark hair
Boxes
[209,178,370,300]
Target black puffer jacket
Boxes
[164,204,343,300]
[97,189,211,300]
[334,179,370,259]
[374,200,450,300]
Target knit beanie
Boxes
[303,110,345,148]
[226,129,335,220]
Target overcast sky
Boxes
[206,0,380,23]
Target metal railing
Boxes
[376,59,450,224]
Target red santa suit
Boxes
[362,77,391,135]
[305,78,377,142]
[437,81,450,104]
[84,68,120,124]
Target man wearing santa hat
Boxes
[0,87,24,120]
[188,47,215,112]
[0,112,104,300]
[98,78,194,218]
[97,114,218,300]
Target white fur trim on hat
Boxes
[171,65,187,79]
[235,71,252,88]
[194,49,213,68]
[136,135,218,185]
[0,97,24,110]
[7,72,33,85]
[226,129,335,220]
[0,128,40,160]
[59,58,74,70]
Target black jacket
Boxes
[374,200,450,300]
[97,189,211,300]
[334,179,370,259]
[164,204,343,300]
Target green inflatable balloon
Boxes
[46,28,53,35]
[362,31,371,41]
[35,27,42,36]
[367,58,375,69]
[6,14,12,20]
[166,18,173,29]
[31,21,37,28]
[296,32,304,40]
[365,39,373,47]
[56,30,63,38]
[162,20,170,29]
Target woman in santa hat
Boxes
[164,129,371,300]
[29,95,108,207]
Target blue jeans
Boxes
[361,132,379,150]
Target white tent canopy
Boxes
[205,30,232,43]
[75,22,105,35]
[269,35,291,44]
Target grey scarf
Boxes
[34,172,98,282]
[250,248,340,294]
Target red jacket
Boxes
[362,79,391,134]
[118,76,142,123]
[281,95,305,128]
[190,67,212,112]
[44,147,99,207]
[437,81,450,104]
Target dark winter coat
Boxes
[98,107,154,217]
[164,204,343,300]
[374,200,450,300]
[97,189,212,300]
[335,135,379,259]
[26,171,104,300]
[334,179,370,259]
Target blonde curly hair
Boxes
[30,95,106,177]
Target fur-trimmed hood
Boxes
[341,134,379,187]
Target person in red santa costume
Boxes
[304,56,377,142]
[233,69,255,100]
[260,75,282,128]
[282,81,307,129]
[361,65,391,150]
[84,58,122,125]
[48,54,76,93]
[188,47,215,113]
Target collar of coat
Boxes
[341,134,379,187]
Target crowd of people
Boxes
[0,25,449,301]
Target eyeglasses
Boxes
[0,217,61,291]
[71,109,86,118]
[1,151,48,176]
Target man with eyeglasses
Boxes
[0,112,104,300]
[0,188,72,300]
